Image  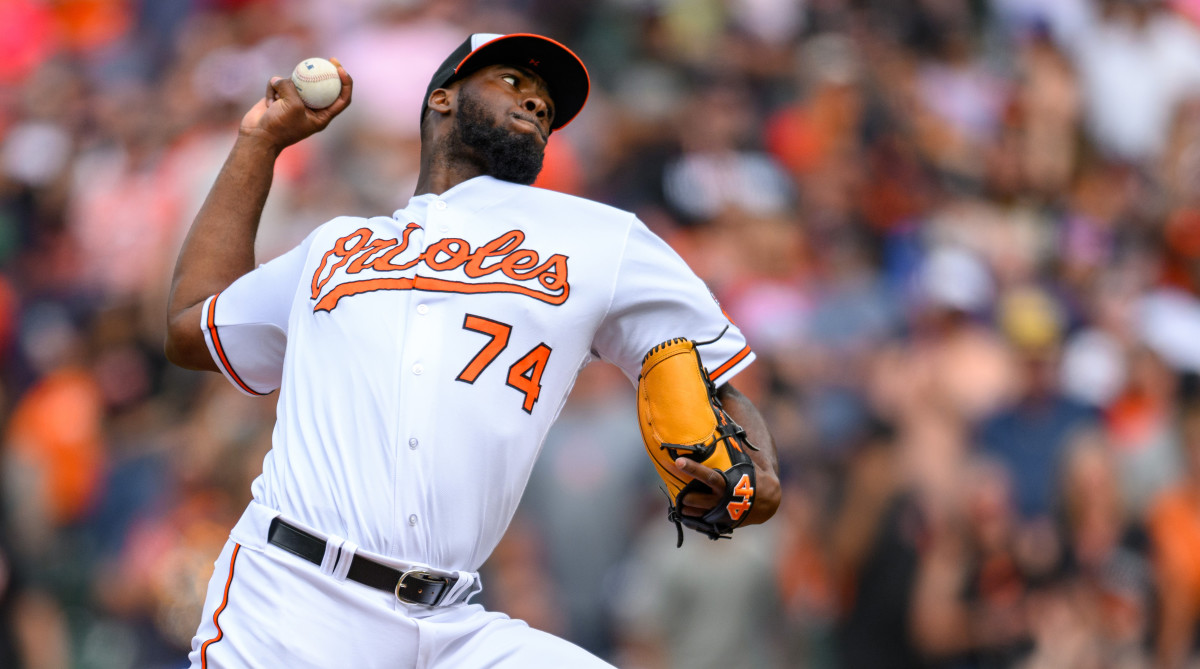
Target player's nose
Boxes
[523,96,549,122]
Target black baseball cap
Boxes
[422,33,590,132]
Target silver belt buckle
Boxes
[394,568,448,606]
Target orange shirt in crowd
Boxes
[6,368,106,525]
[1148,485,1200,608]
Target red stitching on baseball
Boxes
[295,72,338,82]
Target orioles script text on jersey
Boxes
[311,224,570,311]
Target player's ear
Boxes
[427,88,453,116]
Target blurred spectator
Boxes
[613,521,784,669]
[764,33,866,229]
[977,285,1101,521]
[1161,97,1200,210]
[776,465,838,668]
[827,419,925,669]
[1067,0,1200,164]
[870,246,1015,504]
[1010,29,1081,200]
[1147,399,1200,668]
[3,304,105,558]
[912,24,1011,184]
[910,455,1035,666]
[65,80,188,302]
[661,80,795,225]
[1056,428,1154,668]
[1104,346,1183,513]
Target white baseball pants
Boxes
[188,504,614,668]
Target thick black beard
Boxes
[453,89,545,185]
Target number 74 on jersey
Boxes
[455,313,550,414]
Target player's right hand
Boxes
[239,58,353,151]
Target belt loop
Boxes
[332,539,357,581]
[320,535,357,581]
[441,571,483,606]
[319,535,345,577]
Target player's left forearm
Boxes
[717,383,780,525]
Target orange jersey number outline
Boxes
[458,313,553,414]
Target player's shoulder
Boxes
[305,214,405,241]
[290,214,408,258]
[489,179,636,225]
[313,213,397,231]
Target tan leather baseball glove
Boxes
[637,337,757,546]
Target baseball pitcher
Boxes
[165,33,780,668]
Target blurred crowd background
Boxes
[6,0,1200,667]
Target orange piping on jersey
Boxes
[200,543,241,668]
[206,296,268,396]
[708,345,751,382]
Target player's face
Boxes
[463,64,556,142]
[448,65,556,185]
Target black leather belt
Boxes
[267,517,456,606]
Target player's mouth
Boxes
[510,113,548,143]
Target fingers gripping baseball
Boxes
[240,58,353,150]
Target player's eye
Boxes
[501,74,518,88]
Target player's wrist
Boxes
[234,130,286,158]
[743,467,780,525]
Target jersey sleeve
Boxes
[201,238,311,396]
[592,216,755,387]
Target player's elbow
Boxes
[164,330,208,371]
[163,334,199,370]
[164,306,216,371]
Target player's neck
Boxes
[414,134,490,196]
[413,166,485,197]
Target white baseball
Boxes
[291,58,342,109]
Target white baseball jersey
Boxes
[201,175,754,575]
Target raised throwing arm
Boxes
[164,61,353,370]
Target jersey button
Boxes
[408,438,418,449]
[408,514,418,526]
[416,304,429,315]
[434,200,447,210]
[412,363,424,375]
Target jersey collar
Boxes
[396,176,525,219]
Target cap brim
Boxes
[451,33,590,131]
